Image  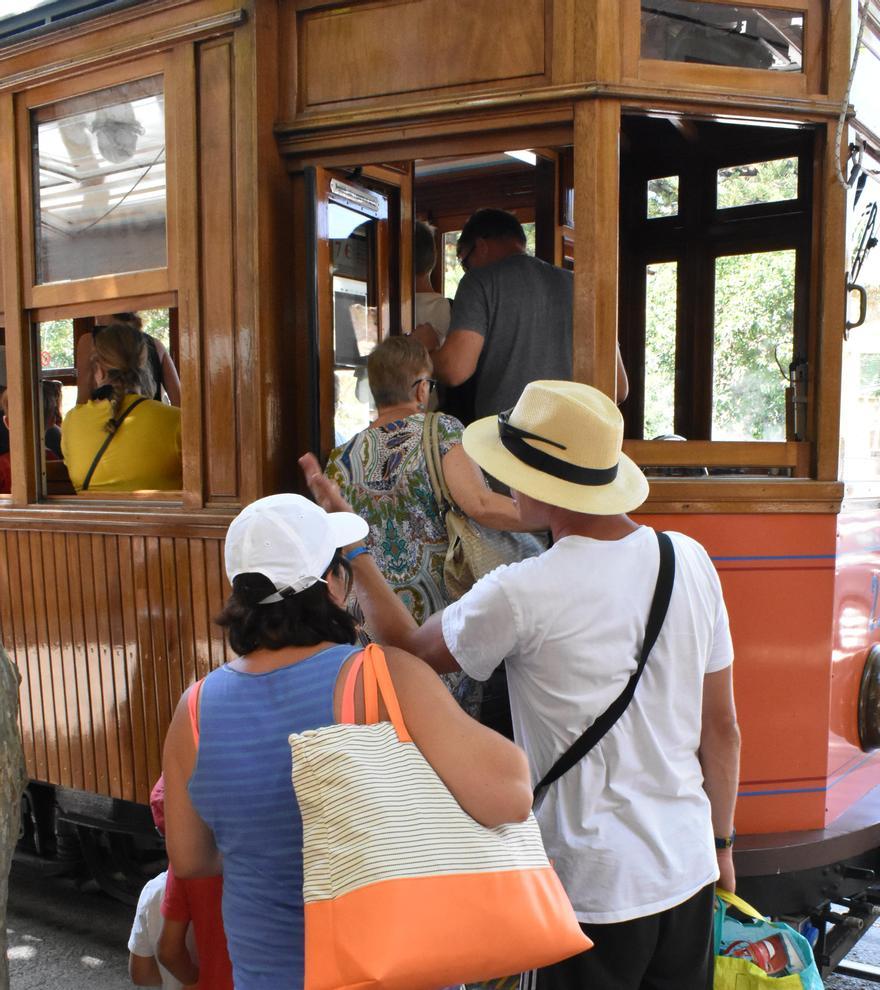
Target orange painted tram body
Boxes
[0,0,878,968]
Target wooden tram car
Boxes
[0,0,878,974]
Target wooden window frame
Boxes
[17,53,176,310]
[619,116,814,475]
[27,291,183,504]
[621,0,826,98]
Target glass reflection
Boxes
[33,75,167,283]
[641,2,804,73]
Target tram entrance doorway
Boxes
[303,146,573,459]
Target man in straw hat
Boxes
[301,379,740,990]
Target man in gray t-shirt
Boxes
[414,209,627,422]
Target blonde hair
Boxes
[93,323,154,433]
[367,336,432,408]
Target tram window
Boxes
[443,231,466,297]
[38,318,77,414]
[712,250,795,441]
[32,75,167,284]
[647,176,679,219]
[717,157,798,210]
[31,311,181,497]
[330,207,381,446]
[644,262,678,438]
[640,2,804,73]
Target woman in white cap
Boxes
[161,493,531,990]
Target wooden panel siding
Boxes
[0,528,230,803]
[198,39,239,501]
[297,0,548,111]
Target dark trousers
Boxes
[532,882,715,990]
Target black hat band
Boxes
[498,411,619,487]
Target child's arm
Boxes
[128,952,162,986]
[157,918,199,987]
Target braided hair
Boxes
[92,323,155,434]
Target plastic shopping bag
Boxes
[714,889,823,990]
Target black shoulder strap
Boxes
[81,396,148,492]
[532,530,676,803]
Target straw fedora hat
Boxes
[462,380,649,515]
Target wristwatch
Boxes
[715,830,736,850]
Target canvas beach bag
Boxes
[288,643,591,990]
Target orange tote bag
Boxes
[288,644,590,990]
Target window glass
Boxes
[39,318,77,414]
[331,214,378,446]
[33,75,166,284]
[712,249,796,440]
[641,2,803,72]
[35,311,181,496]
[717,157,798,210]
[647,176,679,218]
[644,262,678,438]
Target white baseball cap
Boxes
[224,494,369,603]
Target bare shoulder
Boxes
[383,646,437,682]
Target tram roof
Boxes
[0,0,142,48]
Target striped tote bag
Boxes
[288,644,590,990]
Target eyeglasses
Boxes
[458,243,476,272]
[411,377,437,393]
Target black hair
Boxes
[459,208,526,250]
[216,550,357,655]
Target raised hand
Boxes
[298,453,354,514]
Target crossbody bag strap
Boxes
[532,530,676,804]
[420,412,453,513]
[187,678,205,748]
[81,396,148,491]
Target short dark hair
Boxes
[414,221,437,277]
[216,551,358,655]
[459,209,526,251]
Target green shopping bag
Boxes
[714,889,823,990]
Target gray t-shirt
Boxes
[448,253,573,418]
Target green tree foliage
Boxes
[717,157,798,210]
[712,250,794,440]
[643,156,799,441]
[644,262,678,438]
[39,320,74,370]
[38,310,170,372]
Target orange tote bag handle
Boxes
[363,644,413,744]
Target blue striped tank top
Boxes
[188,643,358,990]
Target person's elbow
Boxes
[473,748,533,828]
[165,842,221,880]
[701,710,741,757]
[441,362,473,387]
[129,953,162,986]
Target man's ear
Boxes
[2,416,7,431]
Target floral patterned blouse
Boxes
[327,412,461,622]
[327,413,481,715]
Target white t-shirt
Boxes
[415,292,451,345]
[442,526,734,924]
[128,871,185,990]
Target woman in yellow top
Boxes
[62,323,182,493]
